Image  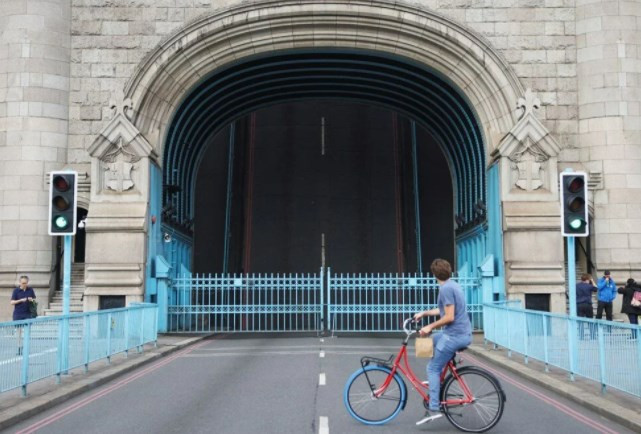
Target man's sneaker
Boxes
[416,408,443,425]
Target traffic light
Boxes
[48,171,78,236]
[560,172,588,237]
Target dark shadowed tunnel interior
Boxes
[193,100,453,274]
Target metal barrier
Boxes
[327,270,483,332]
[0,303,158,396]
[484,301,641,398]
[169,272,324,332]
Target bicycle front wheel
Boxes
[344,366,406,425]
[441,367,505,433]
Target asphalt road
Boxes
[3,336,635,434]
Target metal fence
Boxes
[484,301,641,398]
[169,273,324,332]
[167,270,484,333]
[0,303,158,396]
[327,270,483,332]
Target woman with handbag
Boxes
[618,278,641,338]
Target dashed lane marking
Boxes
[319,373,326,385]
[319,416,329,434]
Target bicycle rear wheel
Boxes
[344,366,406,425]
[441,367,505,433]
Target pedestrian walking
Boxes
[576,273,597,339]
[618,278,641,339]
[596,270,616,321]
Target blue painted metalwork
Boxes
[222,123,235,273]
[168,272,324,333]
[145,163,163,303]
[327,269,483,332]
[0,304,158,396]
[162,50,486,250]
[410,121,423,273]
[484,301,641,398]
[486,163,506,299]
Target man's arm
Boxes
[414,308,440,320]
[420,304,455,336]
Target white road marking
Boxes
[319,373,326,385]
[319,351,325,358]
[320,338,324,342]
[319,416,329,434]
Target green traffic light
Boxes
[54,215,68,229]
[569,218,584,230]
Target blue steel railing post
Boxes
[320,267,324,332]
[20,323,31,397]
[523,311,529,364]
[506,308,512,358]
[139,308,145,353]
[598,323,606,393]
[84,315,90,373]
[106,312,112,365]
[124,310,130,358]
[56,318,64,383]
[542,314,549,372]
[327,268,332,332]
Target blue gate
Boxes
[165,267,484,333]
[327,268,483,332]
[168,271,324,333]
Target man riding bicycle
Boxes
[413,258,472,425]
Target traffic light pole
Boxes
[61,235,72,373]
[567,236,577,317]
[63,235,71,315]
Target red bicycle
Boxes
[344,318,506,432]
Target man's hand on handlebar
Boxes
[418,325,433,337]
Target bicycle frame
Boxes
[361,321,474,407]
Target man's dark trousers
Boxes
[577,303,595,339]
[596,301,613,321]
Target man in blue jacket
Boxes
[596,270,616,321]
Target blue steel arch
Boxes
[162,50,487,260]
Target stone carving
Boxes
[495,88,561,201]
[102,137,141,192]
[88,97,157,200]
[509,137,547,191]
[516,88,540,120]
[109,98,134,120]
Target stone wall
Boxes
[0,0,72,319]
[577,0,641,279]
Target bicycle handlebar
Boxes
[403,317,419,337]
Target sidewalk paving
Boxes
[467,334,641,433]
[1,333,640,432]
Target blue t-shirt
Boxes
[438,279,471,337]
[11,287,36,319]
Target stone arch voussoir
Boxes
[124,0,524,165]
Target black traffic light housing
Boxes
[560,172,588,237]
[48,171,78,236]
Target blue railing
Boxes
[328,270,483,332]
[169,272,324,332]
[0,303,158,396]
[484,301,641,398]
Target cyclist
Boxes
[413,258,472,425]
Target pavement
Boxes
[1,332,640,433]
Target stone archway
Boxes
[84,0,566,312]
